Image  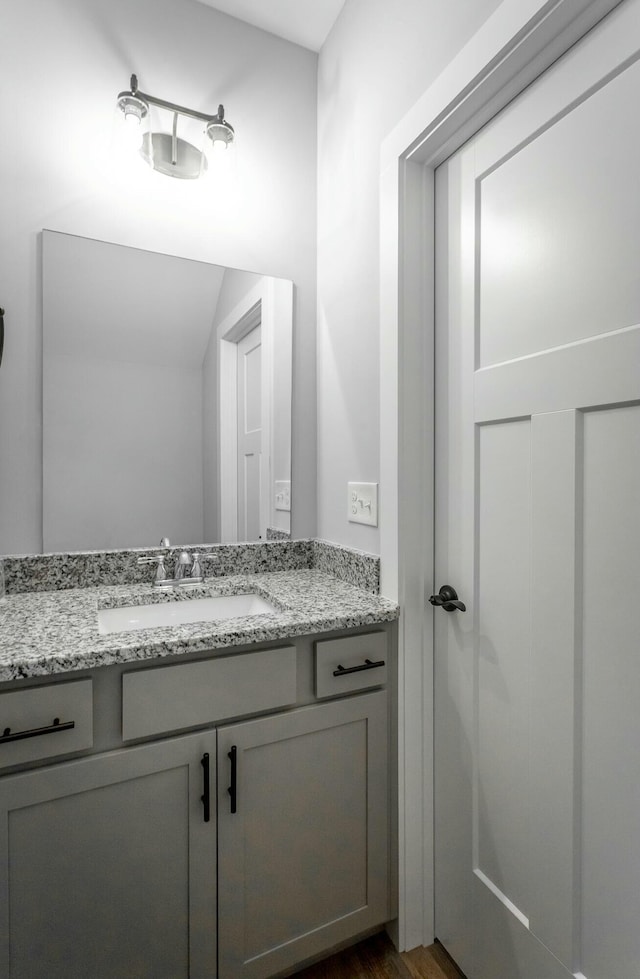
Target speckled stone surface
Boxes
[266,527,291,541]
[2,541,314,595]
[312,540,380,594]
[0,571,398,682]
[2,538,382,595]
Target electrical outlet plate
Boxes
[348,482,378,526]
[274,480,291,512]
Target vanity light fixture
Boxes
[116,74,235,180]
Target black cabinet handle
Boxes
[429,585,466,612]
[228,745,237,814]
[201,753,210,823]
[0,717,75,744]
[333,658,386,677]
[0,307,4,369]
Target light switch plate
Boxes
[274,480,291,512]
[348,482,378,526]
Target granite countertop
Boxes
[0,570,399,682]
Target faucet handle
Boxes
[191,553,203,580]
[138,554,168,583]
[192,552,218,580]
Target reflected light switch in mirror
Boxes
[348,482,378,526]
[275,481,291,511]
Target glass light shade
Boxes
[111,99,150,176]
[204,126,235,180]
[124,109,142,126]
[115,92,148,153]
[208,138,228,158]
[122,111,144,150]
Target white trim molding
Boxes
[379,0,625,952]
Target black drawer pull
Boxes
[228,745,237,814]
[0,717,75,744]
[333,658,386,677]
[201,753,210,823]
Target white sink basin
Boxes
[98,594,279,635]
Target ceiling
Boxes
[193,0,347,51]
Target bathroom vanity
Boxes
[0,553,398,979]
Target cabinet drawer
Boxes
[122,645,297,741]
[315,632,387,699]
[0,679,93,769]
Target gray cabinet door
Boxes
[217,690,389,979]
[0,732,217,979]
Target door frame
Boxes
[218,294,263,542]
[378,0,625,952]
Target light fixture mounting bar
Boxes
[127,72,221,124]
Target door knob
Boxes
[429,585,466,612]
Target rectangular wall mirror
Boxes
[42,231,293,552]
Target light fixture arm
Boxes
[120,73,230,127]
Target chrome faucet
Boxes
[173,551,192,582]
[138,540,218,587]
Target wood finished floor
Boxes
[290,932,465,979]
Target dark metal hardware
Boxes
[228,745,237,814]
[123,73,232,127]
[201,753,210,823]
[0,717,75,744]
[0,307,4,368]
[333,658,386,677]
[429,585,466,612]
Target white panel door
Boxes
[433,3,640,978]
[237,325,262,541]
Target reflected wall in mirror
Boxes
[43,231,293,552]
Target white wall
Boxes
[0,0,317,555]
[45,355,203,551]
[316,0,503,552]
[42,231,225,551]
[211,267,263,328]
